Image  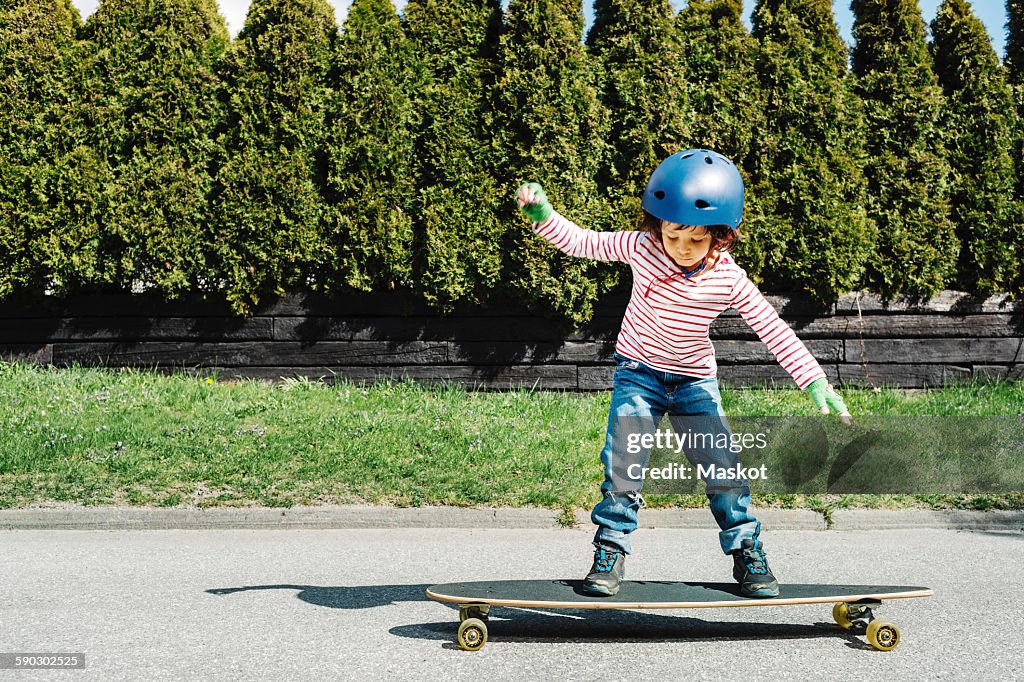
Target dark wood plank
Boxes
[716,363,830,387]
[448,341,614,364]
[714,340,841,363]
[971,365,1024,381]
[710,314,1024,339]
[273,316,586,342]
[0,344,52,364]
[837,363,972,387]
[51,341,448,367]
[0,293,234,319]
[836,291,1024,314]
[847,338,1022,364]
[0,317,274,343]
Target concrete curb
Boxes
[0,505,562,531]
[2,504,1020,532]
[830,509,1024,532]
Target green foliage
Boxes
[931,0,1021,293]
[675,0,767,281]
[70,0,228,298]
[851,0,958,299]
[675,0,760,166]
[1008,0,1024,211]
[0,0,82,297]
[587,0,689,221]
[492,0,612,324]
[401,0,504,311]
[1007,0,1024,84]
[320,0,417,294]
[748,0,876,302]
[1,0,1021,317]
[585,0,689,297]
[208,0,335,313]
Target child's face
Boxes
[660,222,712,268]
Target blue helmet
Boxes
[641,149,744,229]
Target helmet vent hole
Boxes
[680,153,694,159]
[654,191,665,200]
[695,200,710,209]
[704,156,713,164]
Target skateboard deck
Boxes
[426,580,933,651]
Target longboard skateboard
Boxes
[426,579,933,651]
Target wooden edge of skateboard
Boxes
[425,587,934,610]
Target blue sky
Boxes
[70,0,1010,59]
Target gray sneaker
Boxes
[582,543,625,596]
[731,538,780,598]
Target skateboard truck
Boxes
[832,599,900,651]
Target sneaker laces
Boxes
[593,546,621,573]
[739,545,769,575]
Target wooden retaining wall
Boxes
[0,290,1021,389]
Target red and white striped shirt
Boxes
[534,211,826,389]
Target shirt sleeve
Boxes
[730,270,827,390]
[532,211,640,264]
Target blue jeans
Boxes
[591,353,761,555]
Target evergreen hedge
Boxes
[491,0,612,324]
[322,0,416,296]
[0,0,82,298]
[1008,0,1024,211]
[402,0,505,311]
[675,0,768,282]
[77,0,229,298]
[851,0,958,299]
[748,0,876,302]
[0,0,1021,322]
[931,0,1021,293]
[206,0,336,314]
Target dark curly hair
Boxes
[636,210,741,254]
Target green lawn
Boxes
[1,361,1021,514]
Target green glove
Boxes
[516,182,554,223]
[806,377,851,424]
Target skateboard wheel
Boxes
[832,602,853,630]
[457,617,488,652]
[866,620,900,651]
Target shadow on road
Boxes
[206,583,431,609]
[392,609,872,649]
[206,583,871,649]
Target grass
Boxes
[0,361,1021,513]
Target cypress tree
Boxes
[748,0,875,302]
[320,0,416,295]
[931,0,1020,293]
[1008,0,1024,83]
[675,0,768,281]
[77,0,229,297]
[208,0,336,314]
[402,0,504,311]
[675,0,760,165]
[586,0,689,226]
[1008,0,1024,218]
[0,0,82,298]
[492,0,611,324]
[851,0,958,299]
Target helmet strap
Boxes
[680,256,707,279]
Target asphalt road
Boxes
[2,526,1020,681]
